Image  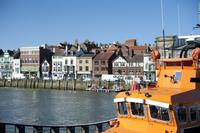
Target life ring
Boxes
[109,119,119,127]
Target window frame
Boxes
[148,104,172,123]
[130,102,146,119]
[175,106,187,125]
[117,102,128,116]
[189,106,198,123]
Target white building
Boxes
[52,55,63,80]
[0,51,14,79]
[13,59,20,74]
[143,54,155,83]
[63,56,77,79]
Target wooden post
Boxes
[59,80,61,89]
[10,79,12,87]
[95,124,103,133]
[51,80,53,89]
[66,80,68,90]
[33,126,43,133]
[50,127,59,133]
[0,123,5,133]
[17,79,19,87]
[73,79,76,91]
[67,127,75,133]
[44,80,46,88]
[15,125,25,133]
[3,79,6,87]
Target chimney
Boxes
[78,44,81,51]
[65,45,68,55]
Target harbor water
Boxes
[0,87,116,126]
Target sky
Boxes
[0,0,199,50]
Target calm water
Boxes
[0,87,116,126]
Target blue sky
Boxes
[0,0,199,50]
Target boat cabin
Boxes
[105,54,200,133]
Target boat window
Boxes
[190,107,198,122]
[118,102,128,115]
[176,106,187,123]
[149,105,170,122]
[130,102,145,117]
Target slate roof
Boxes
[93,51,116,60]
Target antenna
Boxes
[160,0,166,58]
[177,4,181,36]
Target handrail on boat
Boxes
[0,118,117,133]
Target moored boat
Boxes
[104,43,200,133]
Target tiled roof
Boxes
[128,45,148,50]
[107,44,119,51]
[93,51,115,60]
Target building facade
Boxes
[93,51,117,79]
[0,51,14,79]
[76,50,94,80]
[20,46,52,78]
[143,54,155,83]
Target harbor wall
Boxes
[0,79,129,90]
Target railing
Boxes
[0,118,116,133]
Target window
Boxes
[149,105,170,122]
[65,59,68,64]
[85,66,89,71]
[114,63,119,67]
[176,106,187,123]
[175,71,181,81]
[101,61,105,65]
[85,60,89,63]
[79,60,82,63]
[130,102,145,117]
[118,102,128,115]
[79,66,82,71]
[71,60,73,65]
[94,67,99,71]
[121,62,125,67]
[190,107,198,122]
[94,61,99,65]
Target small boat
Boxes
[104,44,200,133]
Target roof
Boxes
[75,48,95,57]
[93,51,116,60]
[128,45,148,51]
[116,86,200,105]
[107,44,120,51]
[52,48,65,56]
[125,55,144,62]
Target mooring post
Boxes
[15,125,25,133]
[0,123,5,133]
